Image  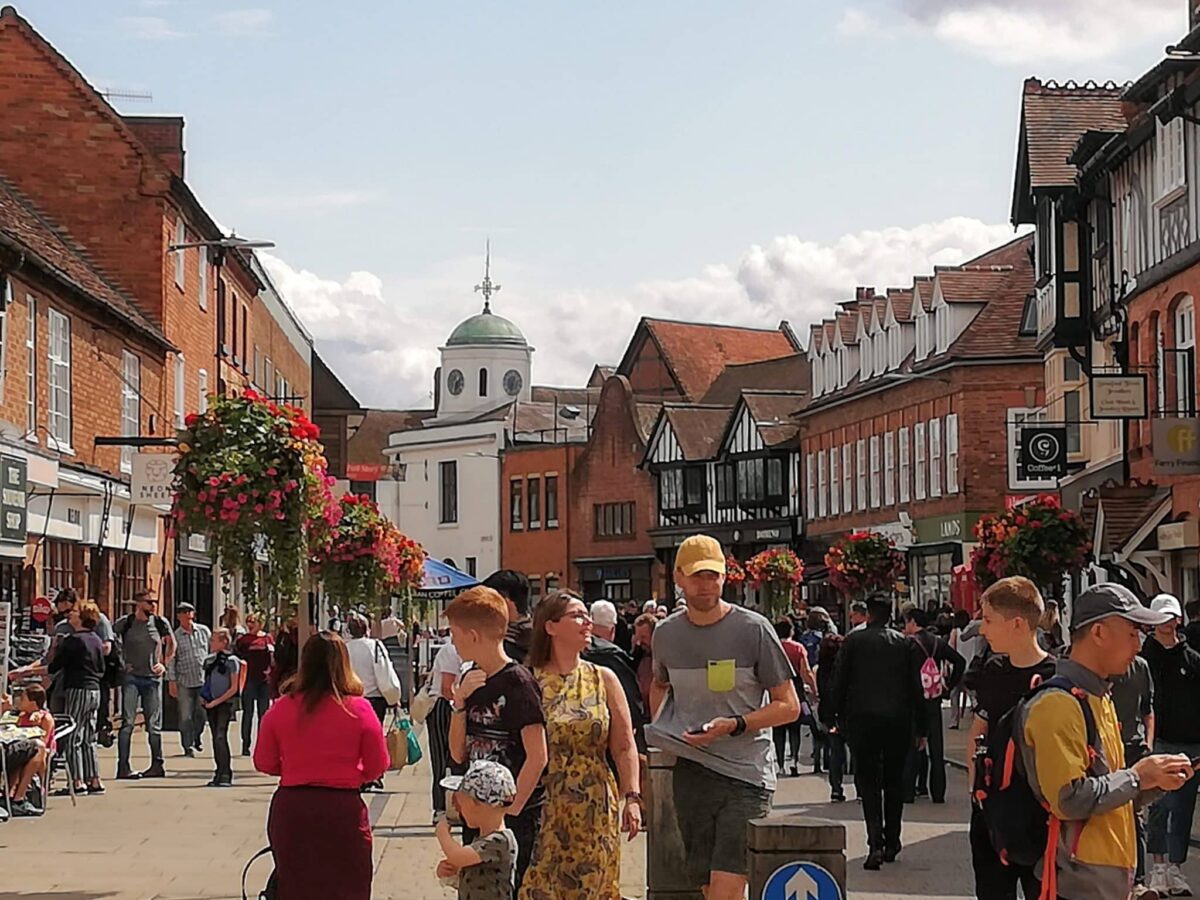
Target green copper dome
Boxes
[446,309,528,347]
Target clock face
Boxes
[503,369,523,396]
[447,369,465,396]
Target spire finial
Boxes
[474,239,501,312]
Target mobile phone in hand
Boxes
[1189,756,1200,768]
[686,724,710,736]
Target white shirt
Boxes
[345,636,382,698]
[429,641,463,700]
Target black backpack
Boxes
[109,614,172,679]
[972,674,1100,869]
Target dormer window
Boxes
[838,347,849,388]
[936,304,950,354]
[812,353,824,396]
[888,323,901,369]
[915,311,930,361]
[874,328,887,374]
[860,333,872,382]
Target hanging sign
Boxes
[0,456,26,543]
[131,452,177,505]
[1018,426,1067,479]
[1153,417,1200,475]
[1090,373,1148,420]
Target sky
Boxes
[16,0,1190,407]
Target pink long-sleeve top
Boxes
[253,693,389,789]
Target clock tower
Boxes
[435,250,533,418]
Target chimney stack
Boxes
[855,286,875,302]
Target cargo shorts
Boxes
[672,756,773,885]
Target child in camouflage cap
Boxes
[435,759,519,900]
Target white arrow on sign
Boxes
[784,867,820,900]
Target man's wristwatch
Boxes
[730,715,747,737]
[623,791,643,805]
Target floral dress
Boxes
[518,660,620,900]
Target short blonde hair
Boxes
[212,626,232,647]
[76,599,100,630]
[981,576,1045,629]
[445,586,509,639]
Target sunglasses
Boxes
[554,611,592,624]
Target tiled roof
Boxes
[836,312,859,344]
[1080,481,1172,556]
[886,288,913,321]
[634,318,799,401]
[702,354,809,405]
[964,233,1035,268]
[1019,78,1127,190]
[663,406,732,461]
[349,409,433,466]
[936,268,1015,303]
[530,385,600,405]
[511,400,593,442]
[912,277,933,314]
[635,403,662,442]
[0,177,171,348]
[927,235,1038,362]
[741,391,806,447]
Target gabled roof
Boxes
[1012,78,1128,223]
[911,277,934,315]
[634,403,662,442]
[588,365,615,387]
[886,288,913,321]
[661,405,733,461]
[935,267,1015,304]
[616,317,799,402]
[348,408,433,467]
[739,391,806,447]
[1080,481,1172,557]
[511,400,594,442]
[0,176,172,349]
[701,354,809,405]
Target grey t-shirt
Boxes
[56,613,113,643]
[118,615,167,678]
[458,828,516,900]
[202,653,242,703]
[1111,655,1154,748]
[646,605,795,789]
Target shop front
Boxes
[907,513,985,610]
[174,534,215,628]
[576,556,657,604]
[1158,520,1200,606]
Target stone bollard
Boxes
[645,748,703,900]
[747,816,847,900]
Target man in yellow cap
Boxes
[646,534,800,900]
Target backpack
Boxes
[972,674,1100,870]
[915,635,945,701]
[111,614,172,678]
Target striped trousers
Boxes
[427,698,454,814]
[63,688,100,783]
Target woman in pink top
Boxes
[254,631,389,900]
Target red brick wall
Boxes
[0,16,172,319]
[802,362,1044,538]
[250,298,310,406]
[500,444,580,589]
[1127,265,1200,519]
[622,337,681,400]
[570,376,665,596]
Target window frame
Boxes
[1065,389,1082,454]
[841,444,852,512]
[25,294,35,439]
[929,417,942,498]
[527,476,542,530]
[174,354,186,429]
[197,244,208,310]
[439,460,459,525]
[509,478,524,531]
[47,307,72,452]
[174,218,186,289]
[946,414,960,494]
[545,475,559,529]
[817,449,828,518]
[120,350,140,474]
[914,421,927,501]
[659,467,685,513]
[855,439,866,511]
[829,445,840,515]
[198,368,208,413]
[898,426,911,503]
[869,434,881,508]
[884,430,896,506]
[715,462,736,509]
[1157,116,1186,201]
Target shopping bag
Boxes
[373,640,403,707]
[387,712,422,771]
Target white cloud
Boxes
[262,217,1023,408]
[842,0,1182,65]
[120,16,184,40]
[215,8,273,36]
[251,189,381,212]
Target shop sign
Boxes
[0,601,9,693]
[868,521,914,550]
[0,456,26,543]
[913,512,984,545]
[346,462,389,482]
[590,566,632,581]
[1153,418,1200,475]
[130,452,176,505]
[753,525,792,542]
[1090,373,1148,420]
[30,595,51,624]
[1157,520,1200,551]
[1018,427,1068,480]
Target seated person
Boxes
[2,685,54,816]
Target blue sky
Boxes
[16,0,1187,405]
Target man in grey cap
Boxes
[166,602,211,757]
[1018,583,1197,900]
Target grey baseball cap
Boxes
[440,759,516,807]
[1070,583,1174,632]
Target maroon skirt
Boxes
[267,786,372,900]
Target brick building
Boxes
[0,8,313,623]
[800,235,1043,609]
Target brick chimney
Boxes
[855,286,875,301]
[122,115,186,178]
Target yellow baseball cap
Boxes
[676,535,726,577]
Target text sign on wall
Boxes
[131,452,177,505]
[1153,417,1200,475]
[0,456,26,543]
[1090,373,1148,420]
[0,601,9,695]
[1018,426,1068,480]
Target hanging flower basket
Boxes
[971,494,1091,596]
[824,531,906,600]
[745,548,804,618]
[170,390,336,608]
[311,493,425,615]
[724,555,746,586]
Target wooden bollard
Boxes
[645,748,703,900]
[747,816,847,900]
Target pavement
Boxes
[1,721,1197,900]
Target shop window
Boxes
[112,551,149,617]
[42,539,82,599]
[595,501,636,538]
[715,463,736,509]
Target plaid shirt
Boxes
[167,623,212,688]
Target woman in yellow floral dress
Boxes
[519,591,642,900]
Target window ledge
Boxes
[437,522,459,530]
[1156,184,1187,209]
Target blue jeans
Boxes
[241,678,270,753]
[118,676,163,772]
[175,685,206,751]
[1148,739,1200,864]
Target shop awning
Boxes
[416,557,478,599]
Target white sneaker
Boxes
[1167,863,1192,897]
[1150,864,1172,895]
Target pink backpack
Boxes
[916,638,945,701]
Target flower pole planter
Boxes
[745,548,804,619]
[310,493,425,618]
[970,494,1091,600]
[824,531,907,607]
[170,390,336,617]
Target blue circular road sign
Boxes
[762,861,843,900]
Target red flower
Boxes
[184,413,199,427]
